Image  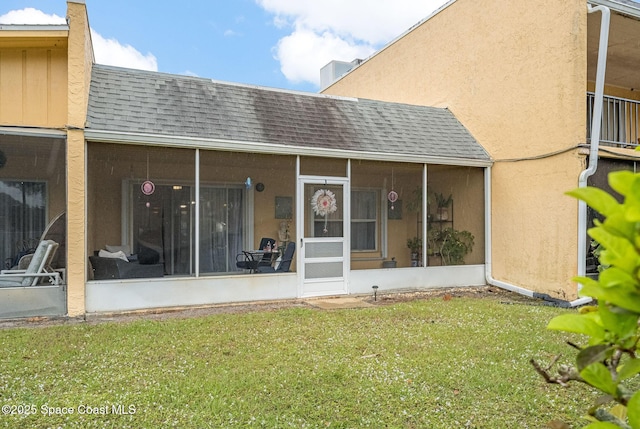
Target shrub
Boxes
[532,170,640,428]
[531,171,640,429]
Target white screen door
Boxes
[298,178,349,297]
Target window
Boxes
[0,181,46,268]
[351,189,378,251]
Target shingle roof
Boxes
[86,65,490,163]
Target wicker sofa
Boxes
[89,246,164,280]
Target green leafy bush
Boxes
[533,170,640,428]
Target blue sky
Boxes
[0,1,449,92]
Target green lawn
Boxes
[0,292,593,428]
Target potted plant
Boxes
[435,227,474,265]
[406,236,422,266]
[434,193,452,220]
[382,257,397,268]
[426,225,439,256]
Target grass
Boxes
[0,292,595,428]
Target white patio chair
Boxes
[0,240,60,287]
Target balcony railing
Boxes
[587,92,640,148]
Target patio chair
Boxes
[256,242,295,273]
[0,240,60,287]
[235,251,260,273]
[7,212,66,270]
[257,237,276,268]
[235,237,276,272]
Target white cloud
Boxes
[256,0,449,87]
[276,29,375,84]
[0,8,65,24]
[0,8,157,72]
[91,30,158,72]
[224,29,240,37]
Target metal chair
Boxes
[256,242,295,273]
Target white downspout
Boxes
[573,4,610,303]
[484,166,592,307]
[485,5,609,307]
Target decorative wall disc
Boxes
[141,180,155,196]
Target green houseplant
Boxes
[432,227,474,265]
[407,236,422,266]
[434,192,453,220]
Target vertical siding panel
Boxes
[0,50,23,125]
[25,49,48,125]
[49,48,68,127]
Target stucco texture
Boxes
[324,0,588,298]
[66,1,94,316]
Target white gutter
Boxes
[484,4,609,308]
[574,5,610,302]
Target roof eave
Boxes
[0,24,69,32]
[588,0,640,18]
[84,129,493,168]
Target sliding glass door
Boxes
[131,183,245,275]
[199,187,244,274]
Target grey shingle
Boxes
[86,65,490,162]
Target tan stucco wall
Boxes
[66,1,94,316]
[323,0,588,298]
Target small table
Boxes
[242,250,280,273]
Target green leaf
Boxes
[628,391,640,429]
[618,358,640,381]
[598,267,638,291]
[573,275,600,289]
[547,314,605,339]
[610,404,628,422]
[589,228,639,275]
[627,175,640,206]
[580,363,618,396]
[566,187,620,217]
[598,304,640,341]
[600,211,635,240]
[609,170,636,197]
[579,282,640,313]
[577,345,614,371]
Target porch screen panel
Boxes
[304,242,343,279]
[351,190,377,251]
[305,242,343,258]
[0,181,46,268]
[305,262,343,279]
[132,184,194,276]
[199,187,243,273]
